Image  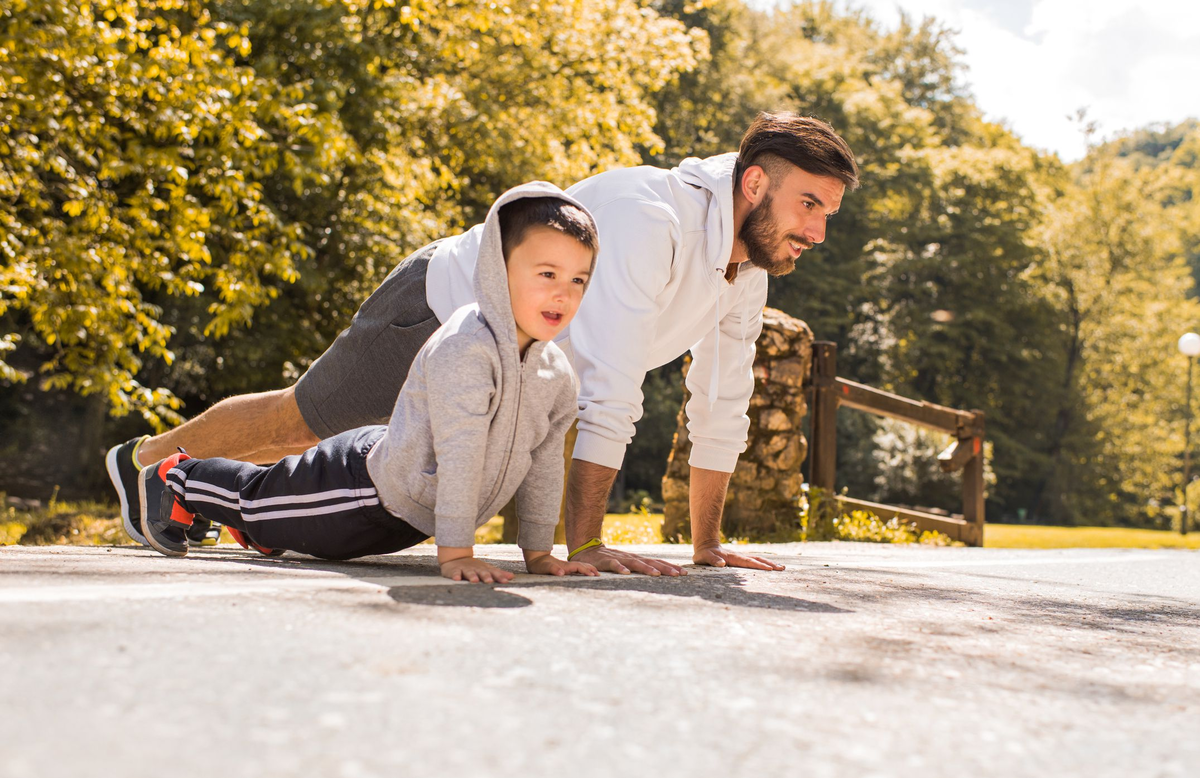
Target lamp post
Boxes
[1179,332,1200,535]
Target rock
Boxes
[761,409,791,431]
[661,307,814,541]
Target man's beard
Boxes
[738,193,811,277]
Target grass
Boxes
[4,499,1199,550]
[983,523,1200,549]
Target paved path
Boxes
[2,543,1197,778]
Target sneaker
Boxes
[140,452,195,558]
[187,520,221,547]
[105,436,150,545]
[226,526,286,557]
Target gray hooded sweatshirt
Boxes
[365,182,595,551]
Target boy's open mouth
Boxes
[541,311,563,325]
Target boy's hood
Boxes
[474,181,598,363]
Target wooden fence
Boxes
[807,341,986,546]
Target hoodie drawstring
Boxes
[708,283,721,411]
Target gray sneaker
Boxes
[105,436,149,545]
[140,452,195,558]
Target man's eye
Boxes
[803,200,815,210]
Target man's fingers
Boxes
[646,557,685,576]
[622,557,662,576]
[601,558,632,575]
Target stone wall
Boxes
[661,307,813,541]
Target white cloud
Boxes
[752,0,1200,159]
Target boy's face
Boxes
[506,226,593,352]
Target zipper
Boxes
[478,351,526,519]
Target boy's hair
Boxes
[498,197,598,260]
[735,112,860,192]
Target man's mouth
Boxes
[787,238,811,257]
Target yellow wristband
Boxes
[568,537,603,561]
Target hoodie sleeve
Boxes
[569,198,678,470]
[423,334,499,548]
[513,377,578,552]
[684,272,766,472]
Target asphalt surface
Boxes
[2,542,1197,778]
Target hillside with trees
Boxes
[2,0,1197,529]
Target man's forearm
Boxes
[564,458,619,550]
[690,466,732,550]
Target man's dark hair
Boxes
[735,112,860,192]
[498,197,598,260]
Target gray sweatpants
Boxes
[294,242,442,438]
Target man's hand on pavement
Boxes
[693,543,785,571]
[573,545,687,577]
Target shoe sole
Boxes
[106,444,148,546]
[138,467,187,558]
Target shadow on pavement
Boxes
[385,570,849,612]
[179,546,1200,633]
[185,548,845,612]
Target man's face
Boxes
[739,165,846,276]
[506,226,593,351]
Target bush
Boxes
[801,487,960,546]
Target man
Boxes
[107,111,859,574]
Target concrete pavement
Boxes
[2,543,1197,778]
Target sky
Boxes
[750,0,1200,160]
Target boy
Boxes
[138,183,600,583]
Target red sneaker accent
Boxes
[226,526,284,557]
[158,452,194,527]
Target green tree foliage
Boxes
[1029,141,1200,526]
[0,0,354,426]
[0,0,704,494]
[3,0,1197,531]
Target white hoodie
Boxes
[424,153,766,474]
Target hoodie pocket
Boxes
[411,469,437,509]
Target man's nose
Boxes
[806,217,827,245]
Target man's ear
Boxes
[740,164,768,206]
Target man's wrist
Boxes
[692,539,721,554]
[568,537,604,560]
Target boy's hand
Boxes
[440,557,515,584]
[523,551,600,577]
[437,546,514,584]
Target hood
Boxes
[675,152,738,275]
[473,181,598,364]
[676,152,751,411]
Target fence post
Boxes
[810,342,838,493]
[961,410,986,546]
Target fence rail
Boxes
[807,342,986,546]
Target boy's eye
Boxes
[572,277,586,284]
[540,271,555,279]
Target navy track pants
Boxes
[166,426,428,561]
